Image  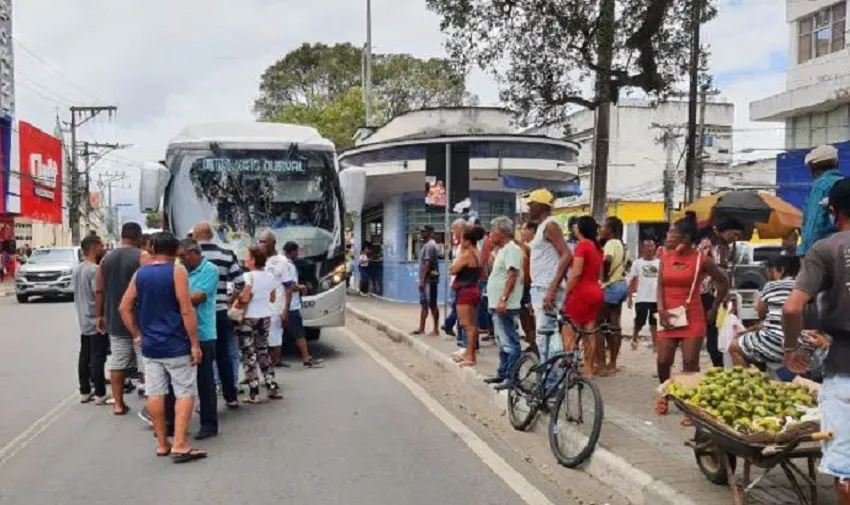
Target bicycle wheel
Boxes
[507,353,540,431]
[548,376,604,468]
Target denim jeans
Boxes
[491,309,521,380]
[213,310,240,400]
[445,289,466,348]
[197,340,218,432]
[530,286,566,393]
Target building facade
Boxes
[529,99,740,224]
[750,0,849,208]
[338,107,579,303]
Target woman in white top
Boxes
[235,245,281,402]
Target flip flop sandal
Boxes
[171,448,207,464]
[156,448,172,457]
[112,404,131,416]
[654,396,669,416]
[457,360,477,368]
[225,401,240,409]
[242,397,263,404]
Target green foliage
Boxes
[144,211,162,229]
[425,0,716,127]
[254,43,473,150]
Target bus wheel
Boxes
[305,328,321,341]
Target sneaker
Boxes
[303,357,324,368]
[138,407,153,427]
[93,396,108,405]
[452,348,467,357]
[137,387,146,398]
[80,393,94,404]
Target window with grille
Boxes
[798,2,846,63]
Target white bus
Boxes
[139,122,351,339]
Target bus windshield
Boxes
[165,147,342,259]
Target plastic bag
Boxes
[718,309,745,357]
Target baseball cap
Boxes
[524,188,555,207]
[805,145,838,166]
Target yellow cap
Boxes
[524,188,554,207]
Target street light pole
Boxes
[364,0,374,127]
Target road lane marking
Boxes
[0,392,77,468]
[343,328,557,505]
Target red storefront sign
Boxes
[19,121,63,224]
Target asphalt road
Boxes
[0,296,563,505]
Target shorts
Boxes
[456,285,481,307]
[286,310,305,340]
[420,282,438,309]
[107,335,144,372]
[819,375,850,479]
[603,280,628,306]
[144,355,197,398]
[634,302,658,330]
[269,314,283,347]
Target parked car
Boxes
[731,242,783,291]
[15,247,82,303]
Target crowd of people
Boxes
[72,221,323,463]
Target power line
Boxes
[12,36,104,103]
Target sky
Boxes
[12,0,789,222]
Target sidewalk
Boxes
[346,294,836,505]
[0,280,14,297]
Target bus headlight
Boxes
[318,264,347,293]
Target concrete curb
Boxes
[347,305,701,505]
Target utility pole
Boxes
[98,171,128,236]
[590,0,616,222]
[364,0,374,127]
[79,141,131,218]
[694,86,720,198]
[68,105,117,244]
[684,0,702,204]
[653,123,681,222]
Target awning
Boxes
[500,175,582,197]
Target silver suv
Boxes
[15,247,82,303]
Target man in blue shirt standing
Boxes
[800,144,844,256]
[177,239,221,440]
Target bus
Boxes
[139,122,350,339]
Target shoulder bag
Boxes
[666,251,702,329]
[228,272,253,323]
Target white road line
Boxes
[0,392,78,468]
[343,328,557,505]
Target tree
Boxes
[254,43,474,150]
[426,0,715,218]
[145,211,162,229]
[426,0,715,125]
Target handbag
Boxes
[666,251,701,329]
[228,272,253,323]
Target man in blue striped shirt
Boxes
[193,222,243,407]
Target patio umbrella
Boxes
[674,191,802,239]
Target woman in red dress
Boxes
[655,212,728,414]
[561,215,605,377]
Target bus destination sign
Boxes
[200,158,306,173]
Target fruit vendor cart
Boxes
[663,370,830,505]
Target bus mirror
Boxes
[340,166,366,215]
[139,162,170,213]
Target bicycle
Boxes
[506,312,604,468]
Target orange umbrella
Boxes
[673,191,801,239]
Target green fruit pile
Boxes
[665,366,816,435]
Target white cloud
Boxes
[12,0,786,220]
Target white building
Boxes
[750,0,849,148]
[527,99,738,222]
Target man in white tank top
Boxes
[525,189,573,383]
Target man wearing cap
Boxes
[800,144,844,256]
[525,189,573,387]
[783,177,850,503]
[414,225,441,336]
